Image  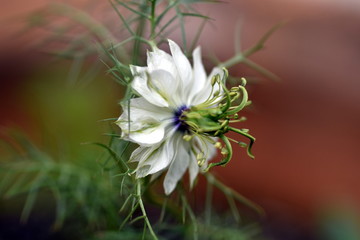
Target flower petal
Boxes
[163,135,190,195]
[132,76,169,108]
[121,96,171,120]
[208,67,224,81]
[129,145,149,163]
[132,134,176,178]
[129,126,165,146]
[193,67,224,105]
[130,145,159,177]
[168,39,193,90]
[188,153,199,189]
[149,70,182,106]
[188,46,207,104]
[117,97,172,146]
[130,65,147,76]
[146,135,176,175]
[147,48,177,79]
[150,170,164,182]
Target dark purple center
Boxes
[173,105,189,132]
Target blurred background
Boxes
[1,0,360,239]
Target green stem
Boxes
[225,193,241,223]
[205,174,213,226]
[219,54,244,69]
[119,201,139,230]
[181,194,198,240]
[137,181,158,240]
[205,173,265,216]
[149,0,157,39]
[219,22,285,71]
[132,3,147,65]
[243,58,280,82]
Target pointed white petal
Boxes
[117,97,172,146]
[188,47,207,104]
[193,47,206,82]
[130,65,147,76]
[188,153,199,189]
[150,170,164,182]
[129,125,165,146]
[133,133,176,178]
[132,75,169,107]
[129,145,148,163]
[119,97,171,121]
[135,165,152,178]
[193,67,224,104]
[149,70,181,106]
[168,39,193,90]
[208,67,224,81]
[146,134,176,175]
[129,145,158,177]
[147,48,177,78]
[131,145,160,178]
[163,135,190,195]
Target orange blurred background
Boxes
[1,0,360,239]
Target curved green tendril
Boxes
[205,134,233,171]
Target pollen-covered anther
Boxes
[211,76,217,86]
[240,77,247,86]
[197,152,206,166]
[213,90,220,97]
[221,147,229,155]
[239,116,247,121]
[229,92,237,97]
[238,142,247,148]
[214,142,222,149]
[183,134,193,141]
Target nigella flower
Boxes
[117,40,254,195]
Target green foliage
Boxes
[0,133,121,230]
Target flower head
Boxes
[117,40,253,195]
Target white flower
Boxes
[117,39,223,195]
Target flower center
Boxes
[173,105,189,133]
